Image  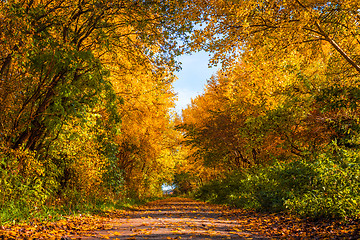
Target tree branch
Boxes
[315,21,360,74]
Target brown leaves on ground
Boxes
[224,208,360,239]
[0,214,114,239]
[1,198,359,239]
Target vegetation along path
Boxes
[1,197,359,239]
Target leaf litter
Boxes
[1,197,359,239]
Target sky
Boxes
[173,51,220,114]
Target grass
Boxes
[0,195,165,226]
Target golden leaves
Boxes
[0,197,347,239]
[0,214,110,239]
[189,0,360,80]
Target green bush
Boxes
[0,146,49,222]
[195,147,360,219]
[285,148,360,219]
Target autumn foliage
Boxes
[0,0,189,222]
[1,0,360,227]
[176,0,360,220]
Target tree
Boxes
[0,0,191,152]
[0,0,194,209]
[182,0,360,159]
[190,0,360,76]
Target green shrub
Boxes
[285,148,360,219]
[0,146,49,222]
[195,146,360,219]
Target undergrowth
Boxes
[195,146,360,220]
[0,144,164,225]
[0,196,161,226]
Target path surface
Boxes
[1,197,358,239]
[82,197,267,239]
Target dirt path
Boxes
[81,197,267,239]
[1,197,359,239]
